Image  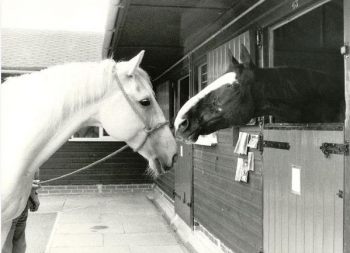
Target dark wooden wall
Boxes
[273,1,344,77]
[154,62,189,200]
[193,126,263,253]
[40,141,150,185]
[152,1,345,252]
[154,80,175,199]
[155,170,175,200]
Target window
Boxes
[198,63,208,90]
[69,126,116,141]
[178,75,190,108]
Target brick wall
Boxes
[39,141,151,185]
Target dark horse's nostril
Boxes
[179,119,189,131]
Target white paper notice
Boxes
[291,165,301,195]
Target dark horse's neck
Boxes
[251,67,344,123]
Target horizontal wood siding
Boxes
[192,32,262,253]
[194,126,263,253]
[155,169,175,200]
[40,141,151,185]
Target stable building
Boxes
[104,0,350,253]
[2,0,349,252]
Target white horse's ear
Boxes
[127,50,145,76]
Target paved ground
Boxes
[28,192,189,253]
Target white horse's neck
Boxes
[1,61,114,209]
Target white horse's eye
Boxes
[139,99,151,107]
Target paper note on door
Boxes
[291,165,301,195]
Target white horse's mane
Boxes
[2,59,153,128]
[3,59,117,117]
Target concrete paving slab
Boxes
[130,245,187,253]
[108,204,160,215]
[51,233,103,247]
[32,192,190,253]
[122,217,171,233]
[103,232,179,246]
[56,221,124,234]
[49,246,131,253]
[59,212,101,224]
[36,195,66,213]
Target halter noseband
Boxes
[114,71,169,152]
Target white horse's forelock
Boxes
[174,72,236,130]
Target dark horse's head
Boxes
[175,45,255,142]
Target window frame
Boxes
[69,126,117,142]
[198,62,208,91]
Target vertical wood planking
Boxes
[207,31,250,83]
[344,1,350,252]
[263,128,344,253]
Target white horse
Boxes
[1,51,177,247]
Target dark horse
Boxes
[175,45,344,142]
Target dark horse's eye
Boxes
[139,99,151,107]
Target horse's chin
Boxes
[147,158,165,178]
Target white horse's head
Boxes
[95,51,177,177]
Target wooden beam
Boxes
[130,3,228,11]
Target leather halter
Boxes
[114,71,169,152]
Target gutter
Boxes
[102,0,121,59]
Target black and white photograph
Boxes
[1,0,349,252]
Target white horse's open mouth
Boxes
[147,157,173,178]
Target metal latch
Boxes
[336,190,344,199]
[320,142,349,158]
[263,140,290,150]
[341,44,350,58]
[173,190,181,200]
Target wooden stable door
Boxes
[344,0,350,252]
[263,125,344,253]
[174,142,193,227]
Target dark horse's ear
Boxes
[240,44,255,68]
[227,48,240,72]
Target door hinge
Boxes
[320,142,349,158]
[262,140,290,150]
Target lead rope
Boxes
[40,145,129,184]
[40,70,168,185]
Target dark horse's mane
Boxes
[251,66,344,123]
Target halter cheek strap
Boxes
[114,71,169,152]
